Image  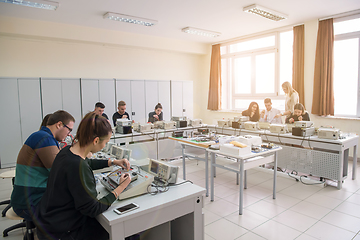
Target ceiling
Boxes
[1,0,360,44]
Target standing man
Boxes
[112,100,130,126]
[260,98,282,124]
[11,110,75,221]
[93,102,108,120]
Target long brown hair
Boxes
[74,112,112,147]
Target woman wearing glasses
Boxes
[36,112,131,240]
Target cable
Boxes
[277,133,283,145]
[299,175,326,185]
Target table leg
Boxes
[353,145,358,180]
[211,152,215,201]
[205,151,209,197]
[236,158,239,185]
[182,145,186,180]
[338,151,344,190]
[239,159,244,215]
[244,170,247,189]
[273,152,277,199]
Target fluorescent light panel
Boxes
[182,27,221,38]
[104,12,157,27]
[243,4,287,21]
[0,0,59,10]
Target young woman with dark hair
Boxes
[148,103,163,123]
[36,112,131,240]
[286,103,310,123]
[241,102,260,122]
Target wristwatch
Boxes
[111,159,115,166]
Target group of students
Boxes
[11,110,135,240]
[94,101,164,126]
[241,81,310,124]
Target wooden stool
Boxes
[3,207,35,240]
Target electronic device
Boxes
[153,120,164,129]
[258,121,270,129]
[109,145,132,160]
[100,167,154,200]
[113,203,139,215]
[292,126,315,137]
[238,135,262,146]
[172,116,187,121]
[116,119,132,134]
[234,116,249,122]
[172,131,183,138]
[317,127,341,140]
[102,142,115,153]
[198,128,209,134]
[148,159,179,184]
[133,122,153,132]
[156,121,176,130]
[286,124,295,132]
[244,121,259,131]
[189,119,202,127]
[218,120,229,127]
[269,124,288,134]
[175,120,187,128]
[232,121,240,129]
[294,121,313,128]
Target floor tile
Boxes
[235,232,266,240]
[205,234,216,240]
[345,193,360,205]
[223,192,261,207]
[252,219,302,240]
[321,210,360,233]
[243,185,273,199]
[225,209,269,230]
[335,201,360,218]
[214,185,238,198]
[294,233,319,240]
[317,186,353,200]
[304,192,343,209]
[273,210,318,232]
[289,201,332,219]
[204,199,238,217]
[246,200,287,218]
[305,221,355,240]
[204,208,222,226]
[263,193,302,209]
[205,219,248,240]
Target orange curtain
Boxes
[292,24,305,107]
[311,18,334,116]
[207,44,222,110]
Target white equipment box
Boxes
[244,122,259,131]
[269,124,288,134]
[148,159,179,184]
[317,127,341,140]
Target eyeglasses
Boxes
[62,123,72,133]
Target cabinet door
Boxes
[41,78,63,116]
[115,80,132,120]
[158,81,171,121]
[62,79,82,133]
[182,81,193,119]
[99,79,116,119]
[0,78,22,167]
[81,79,99,117]
[18,78,42,143]
[171,81,183,117]
[145,81,158,122]
[131,81,146,123]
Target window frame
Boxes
[220,29,292,111]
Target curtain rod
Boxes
[319,9,360,21]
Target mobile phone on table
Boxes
[113,203,139,215]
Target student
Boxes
[11,110,75,221]
[112,100,130,126]
[241,102,260,122]
[148,103,163,123]
[286,103,310,123]
[36,113,131,240]
[260,98,282,124]
[277,81,299,118]
[39,113,52,130]
[94,102,109,120]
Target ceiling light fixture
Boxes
[103,12,158,27]
[0,0,59,10]
[243,4,287,21]
[182,27,221,38]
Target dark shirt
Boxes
[241,109,260,122]
[286,112,310,123]
[112,112,130,126]
[36,146,115,237]
[148,111,163,123]
[102,113,109,120]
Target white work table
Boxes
[96,180,205,240]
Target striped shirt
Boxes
[11,126,60,211]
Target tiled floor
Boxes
[1,158,360,240]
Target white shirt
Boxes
[260,108,282,124]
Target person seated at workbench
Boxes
[285,103,310,123]
[148,103,163,123]
[241,102,260,122]
[112,100,130,126]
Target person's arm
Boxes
[126,112,130,120]
[36,137,60,169]
[148,112,154,123]
[159,112,163,121]
[112,113,117,127]
[303,112,310,121]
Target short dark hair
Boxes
[74,112,112,147]
[118,101,126,107]
[264,98,272,104]
[95,102,105,109]
[47,110,75,126]
[155,103,162,110]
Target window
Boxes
[333,15,360,117]
[221,30,293,111]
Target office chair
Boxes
[0,170,15,217]
[3,207,35,240]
